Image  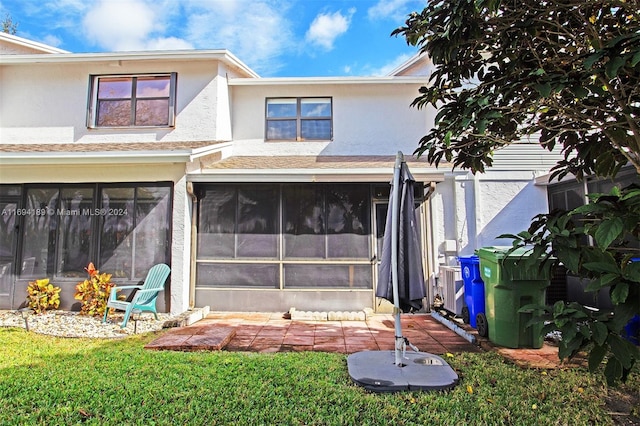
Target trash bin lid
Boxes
[477,246,534,260]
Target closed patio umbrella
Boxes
[377,151,426,366]
[347,152,458,391]
[376,153,426,314]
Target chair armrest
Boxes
[108,285,143,301]
[112,285,144,291]
[135,288,164,294]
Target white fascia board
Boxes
[0,50,259,78]
[386,54,432,76]
[0,150,194,165]
[0,143,232,166]
[188,168,445,183]
[228,76,428,86]
[189,142,233,160]
[0,32,69,53]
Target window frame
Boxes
[87,73,177,129]
[265,97,333,141]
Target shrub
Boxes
[26,278,61,314]
[74,263,119,317]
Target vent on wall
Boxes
[439,266,464,314]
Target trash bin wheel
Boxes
[461,307,470,324]
[476,313,488,337]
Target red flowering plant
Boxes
[74,262,121,316]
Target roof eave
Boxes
[188,167,445,183]
[0,50,259,78]
[228,76,428,86]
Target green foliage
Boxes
[26,278,61,314]
[393,0,640,178]
[504,185,640,385]
[395,0,640,386]
[1,13,17,35]
[1,329,633,425]
[74,263,118,317]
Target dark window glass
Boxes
[57,188,93,277]
[99,186,171,280]
[135,99,169,126]
[198,187,236,258]
[99,187,135,278]
[197,263,278,288]
[97,100,132,126]
[283,186,325,258]
[326,186,370,258]
[266,120,297,140]
[284,264,371,288]
[300,98,331,117]
[266,98,296,117]
[237,188,279,258]
[198,186,279,259]
[134,186,171,277]
[301,120,331,140]
[21,188,59,277]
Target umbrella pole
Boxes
[391,151,403,366]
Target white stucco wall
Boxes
[230,82,435,156]
[0,61,231,144]
[170,174,191,315]
[432,170,549,263]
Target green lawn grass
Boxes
[0,327,636,425]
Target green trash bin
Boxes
[477,246,553,349]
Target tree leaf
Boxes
[608,335,634,369]
[610,282,629,305]
[594,217,623,249]
[588,344,607,372]
[592,322,609,346]
[605,57,626,79]
[604,357,623,385]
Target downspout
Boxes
[473,173,482,250]
[186,182,198,309]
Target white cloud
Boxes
[41,34,63,47]
[82,0,157,50]
[305,8,355,51]
[367,0,423,21]
[182,0,294,75]
[358,53,417,77]
[145,37,193,51]
[81,0,193,51]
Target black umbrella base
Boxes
[347,350,459,393]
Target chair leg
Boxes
[102,307,110,324]
[121,305,134,328]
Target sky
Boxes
[0,0,427,77]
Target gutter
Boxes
[0,143,232,166]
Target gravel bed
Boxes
[0,309,175,338]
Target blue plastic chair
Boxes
[102,263,170,328]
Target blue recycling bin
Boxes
[624,315,640,345]
[459,255,485,328]
[623,258,640,345]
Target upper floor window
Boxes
[266,97,332,141]
[88,73,177,128]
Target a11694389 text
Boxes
[1,207,129,217]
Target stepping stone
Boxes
[145,325,236,351]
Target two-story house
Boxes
[0,32,561,315]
